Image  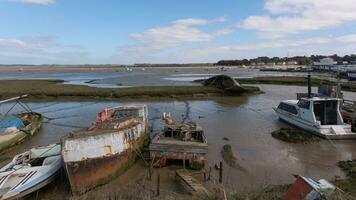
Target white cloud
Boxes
[114,16,231,63]
[241,0,356,38]
[13,0,54,5]
[0,39,26,48]
[126,16,230,51]
[336,34,356,42]
[163,34,356,63]
[0,36,89,64]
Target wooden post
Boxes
[183,158,186,169]
[208,166,211,181]
[353,101,356,132]
[156,173,160,196]
[219,161,223,184]
[148,165,152,180]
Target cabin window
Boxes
[313,101,338,125]
[297,100,310,109]
[278,103,298,115]
[112,109,139,119]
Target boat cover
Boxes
[0,115,25,133]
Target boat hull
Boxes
[275,109,356,140]
[1,170,59,200]
[0,112,42,152]
[0,144,62,200]
[347,72,356,81]
[63,132,148,194]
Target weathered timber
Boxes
[175,169,209,196]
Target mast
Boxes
[0,95,28,105]
[307,74,312,98]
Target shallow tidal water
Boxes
[0,84,355,199]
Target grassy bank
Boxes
[236,76,334,86]
[271,127,320,143]
[237,76,356,92]
[333,160,356,196]
[0,80,260,101]
[195,76,356,92]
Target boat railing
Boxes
[343,99,355,112]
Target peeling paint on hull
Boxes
[64,134,147,194]
[62,104,149,194]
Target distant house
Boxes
[277,62,286,65]
[287,61,297,65]
[267,62,275,66]
[312,57,337,71]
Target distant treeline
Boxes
[216,54,356,66]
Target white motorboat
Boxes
[0,143,62,200]
[274,97,356,139]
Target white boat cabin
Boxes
[275,97,355,139]
[278,97,344,126]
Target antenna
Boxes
[307,73,312,98]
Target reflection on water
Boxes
[0,84,355,192]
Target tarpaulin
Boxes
[0,115,24,133]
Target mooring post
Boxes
[219,161,223,184]
[148,164,152,180]
[352,101,356,132]
[204,170,207,182]
[157,173,160,196]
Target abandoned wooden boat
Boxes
[284,175,340,200]
[62,104,149,194]
[149,113,208,169]
[0,143,61,200]
[0,96,42,152]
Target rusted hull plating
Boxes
[64,135,146,194]
[62,104,149,194]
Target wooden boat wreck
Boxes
[149,113,208,169]
[283,175,345,200]
[0,95,42,152]
[62,104,149,194]
[0,143,61,200]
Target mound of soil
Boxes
[271,127,320,143]
[221,144,247,172]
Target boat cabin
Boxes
[277,97,344,126]
[96,104,148,123]
[162,123,206,142]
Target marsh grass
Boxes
[0,80,260,101]
[271,127,320,143]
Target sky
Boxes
[1,0,356,64]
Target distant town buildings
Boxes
[312,57,356,72]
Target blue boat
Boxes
[347,72,356,81]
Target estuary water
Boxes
[0,84,355,196]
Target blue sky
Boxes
[1,0,356,64]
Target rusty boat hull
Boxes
[63,132,148,194]
[61,104,148,194]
